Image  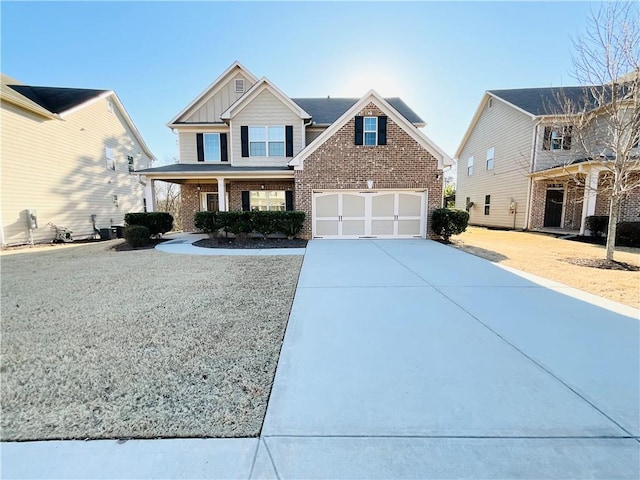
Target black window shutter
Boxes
[241,126,249,157]
[563,126,572,150]
[378,116,387,145]
[542,127,551,150]
[196,133,204,161]
[241,191,250,211]
[285,191,294,211]
[220,133,228,161]
[354,116,363,145]
[285,126,294,157]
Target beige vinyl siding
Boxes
[231,89,303,167]
[183,73,254,124]
[178,127,229,164]
[305,127,326,146]
[1,97,151,245]
[455,98,533,229]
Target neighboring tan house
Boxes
[138,62,451,239]
[455,85,639,233]
[1,74,155,246]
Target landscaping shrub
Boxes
[194,211,219,236]
[431,208,469,242]
[585,215,609,238]
[124,225,150,248]
[217,211,252,242]
[251,211,280,238]
[124,212,173,236]
[616,222,640,247]
[276,211,306,239]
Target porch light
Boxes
[367,180,374,189]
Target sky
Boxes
[1,1,604,166]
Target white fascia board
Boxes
[140,170,294,181]
[168,61,259,125]
[220,77,311,120]
[291,89,451,169]
[2,95,59,119]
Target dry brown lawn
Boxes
[451,227,640,310]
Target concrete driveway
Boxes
[255,239,639,478]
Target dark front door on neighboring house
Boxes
[544,189,564,227]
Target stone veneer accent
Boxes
[294,103,443,239]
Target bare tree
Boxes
[154,181,182,231]
[553,2,639,261]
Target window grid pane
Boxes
[250,190,286,211]
[268,126,284,141]
[204,133,220,161]
[268,142,285,157]
[250,142,266,156]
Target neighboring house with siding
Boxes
[455,85,639,233]
[0,73,154,246]
[138,61,451,239]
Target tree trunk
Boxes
[605,196,619,261]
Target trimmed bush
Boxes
[124,225,150,248]
[616,222,640,247]
[585,215,609,238]
[276,211,306,239]
[431,208,469,242]
[124,212,173,236]
[193,210,306,239]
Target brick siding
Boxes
[295,102,443,239]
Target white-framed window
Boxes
[235,79,245,93]
[250,191,286,211]
[364,117,377,146]
[112,195,119,207]
[484,195,491,215]
[543,126,572,150]
[486,147,494,171]
[467,156,474,176]
[204,133,221,161]
[105,147,115,170]
[249,126,285,157]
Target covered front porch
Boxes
[136,164,295,231]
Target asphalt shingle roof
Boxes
[488,86,597,116]
[6,84,107,114]
[292,97,424,125]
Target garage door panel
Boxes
[398,219,422,236]
[342,220,365,236]
[342,194,366,217]
[316,194,339,217]
[372,220,395,236]
[398,193,422,216]
[372,194,395,217]
[316,220,339,236]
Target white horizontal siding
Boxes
[1,98,151,245]
[231,89,303,167]
[455,98,533,229]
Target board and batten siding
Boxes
[1,97,151,245]
[231,89,304,167]
[183,72,255,124]
[455,97,533,229]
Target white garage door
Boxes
[312,190,427,239]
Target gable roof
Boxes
[292,97,425,126]
[290,89,451,170]
[168,61,259,126]
[1,73,155,161]
[488,86,595,117]
[220,77,311,121]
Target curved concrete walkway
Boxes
[3,239,638,479]
[155,232,306,256]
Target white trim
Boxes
[220,78,311,120]
[203,132,222,162]
[290,90,451,170]
[168,61,259,125]
[363,116,378,146]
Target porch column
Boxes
[217,177,227,212]
[579,167,601,235]
[145,178,156,212]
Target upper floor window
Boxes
[543,126,572,150]
[127,155,134,173]
[204,133,221,161]
[486,147,494,171]
[484,195,491,215]
[235,79,245,93]
[249,126,285,157]
[364,117,378,146]
[105,147,115,170]
[467,156,474,176]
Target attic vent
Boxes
[107,101,114,113]
[235,79,244,93]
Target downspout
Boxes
[524,120,541,230]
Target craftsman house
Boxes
[138,62,451,239]
[455,83,639,233]
[0,74,155,246]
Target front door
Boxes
[206,193,219,212]
[543,189,564,227]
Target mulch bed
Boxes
[112,238,168,252]
[562,257,640,271]
[194,237,307,249]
